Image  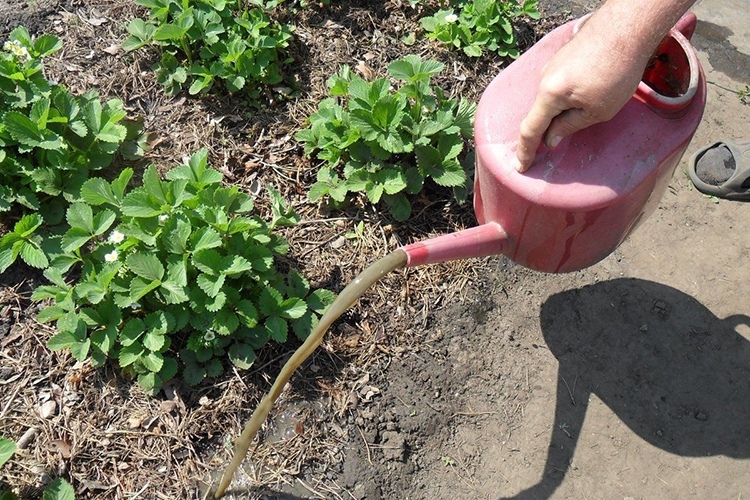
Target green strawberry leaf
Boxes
[137,372,160,394]
[265,315,287,343]
[43,478,75,500]
[91,325,117,355]
[228,342,256,370]
[20,242,48,269]
[0,437,16,468]
[126,253,165,281]
[279,297,307,320]
[183,363,206,386]
[197,273,226,298]
[213,309,239,336]
[47,331,77,351]
[121,190,162,217]
[81,178,118,207]
[236,300,259,328]
[159,357,179,381]
[141,350,164,372]
[258,286,283,314]
[70,337,91,361]
[120,318,145,347]
[119,342,145,367]
[66,202,94,233]
[130,277,162,302]
[4,112,63,149]
[14,213,43,238]
[307,289,336,314]
[60,227,91,253]
[191,227,222,252]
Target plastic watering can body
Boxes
[403,13,707,273]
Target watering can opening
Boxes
[636,22,701,116]
[401,13,706,273]
[573,12,701,116]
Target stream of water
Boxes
[213,249,408,498]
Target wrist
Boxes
[581,0,696,69]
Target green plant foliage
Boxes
[0,213,47,272]
[739,85,750,105]
[0,437,15,468]
[291,0,331,7]
[42,479,75,500]
[123,0,294,102]
[0,436,74,500]
[0,27,144,222]
[420,0,540,58]
[33,149,334,393]
[295,55,476,221]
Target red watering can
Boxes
[402,13,706,273]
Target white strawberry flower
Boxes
[204,331,216,342]
[108,230,125,244]
[445,13,459,23]
[104,250,119,262]
[3,40,29,61]
[158,214,169,225]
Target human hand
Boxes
[515,16,650,172]
[513,0,700,172]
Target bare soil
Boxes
[1,1,749,499]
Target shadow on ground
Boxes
[506,278,750,499]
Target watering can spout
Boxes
[400,223,509,267]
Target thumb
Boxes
[544,107,598,149]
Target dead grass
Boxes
[0,1,568,498]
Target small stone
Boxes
[17,427,37,449]
[128,415,144,429]
[40,400,57,419]
[695,411,708,421]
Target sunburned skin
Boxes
[214,249,408,498]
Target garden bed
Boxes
[2,1,749,499]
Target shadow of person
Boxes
[504,278,750,499]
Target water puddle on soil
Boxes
[694,20,750,84]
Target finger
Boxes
[516,95,560,172]
[543,107,598,148]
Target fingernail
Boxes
[548,135,562,148]
[514,158,526,172]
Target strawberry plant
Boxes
[123,0,294,102]
[296,55,476,221]
[0,27,144,223]
[32,149,334,393]
[0,213,47,273]
[420,0,540,58]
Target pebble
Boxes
[17,427,37,449]
[40,400,57,419]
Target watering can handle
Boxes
[673,12,697,40]
[724,314,750,329]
